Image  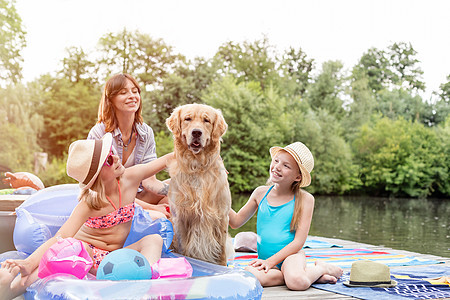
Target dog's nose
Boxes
[192,129,202,138]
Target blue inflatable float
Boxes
[1,184,263,299]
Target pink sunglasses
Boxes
[103,148,114,167]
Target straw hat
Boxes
[67,133,113,190]
[343,260,397,288]
[270,142,314,187]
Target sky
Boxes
[14,0,450,100]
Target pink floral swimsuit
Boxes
[84,203,135,229]
[84,180,135,269]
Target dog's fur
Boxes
[166,104,232,265]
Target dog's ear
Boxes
[166,106,182,136]
[213,109,228,139]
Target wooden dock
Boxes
[2,195,449,299]
[0,194,28,211]
[0,195,28,253]
[262,235,450,299]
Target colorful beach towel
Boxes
[304,248,443,268]
[312,265,450,300]
[228,248,443,269]
[233,236,342,253]
[303,237,342,249]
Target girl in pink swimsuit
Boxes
[0,133,174,300]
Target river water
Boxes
[229,194,450,258]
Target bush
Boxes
[0,122,34,172]
[154,130,173,181]
[38,155,75,187]
[433,117,450,196]
[353,117,444,197]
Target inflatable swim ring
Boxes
[1,184,263,299]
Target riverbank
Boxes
[262,235,450,299]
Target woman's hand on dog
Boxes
[152,203,171,218]
[135,199,171,218]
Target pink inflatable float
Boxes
[38,237,93,279]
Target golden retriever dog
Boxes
[166,103,232,265]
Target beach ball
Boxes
[96,248,153,281]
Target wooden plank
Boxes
[263,285,353,299]
[0,211,17,252]
[0,195,29,201]
[0,195,28,211]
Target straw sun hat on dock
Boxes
[344,260,397,288]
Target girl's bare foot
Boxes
[316,274,338,284]
[315,260,343,279]
[0,264,20,300]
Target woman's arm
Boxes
[135,199,170,218]
[141,176,170,196]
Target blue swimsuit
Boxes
[257,186,296,269]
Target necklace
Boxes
[121,127,134,151]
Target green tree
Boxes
[437,74,450,101]
[291,108,360,194]
[153,130,173,181]
[97,28,135,78]
[59,46,98,85]
[0,0,26,84]
[352,47,388,93]
[353,117,444,197]
[352,42,425,93]
[344,75,377,140]
[276,46,314,97]
[38,155,74,187]
[203,76,358,195]
[97,28,182,86]
[0,122,34,171]
[35,76,99,156]
[203,76,279,192]
[433,117,450,195]
[131,30,182,86]
[0,84,42,170]
[388,42,425,92]
[429,74,450,126]
[143,57,218,132]
[143,72,193,133]
[376,88,429,123]
[305,60,346,119]
[213,37,277,90]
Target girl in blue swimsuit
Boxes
[229,142,343,290]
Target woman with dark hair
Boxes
[88,73,170,219]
